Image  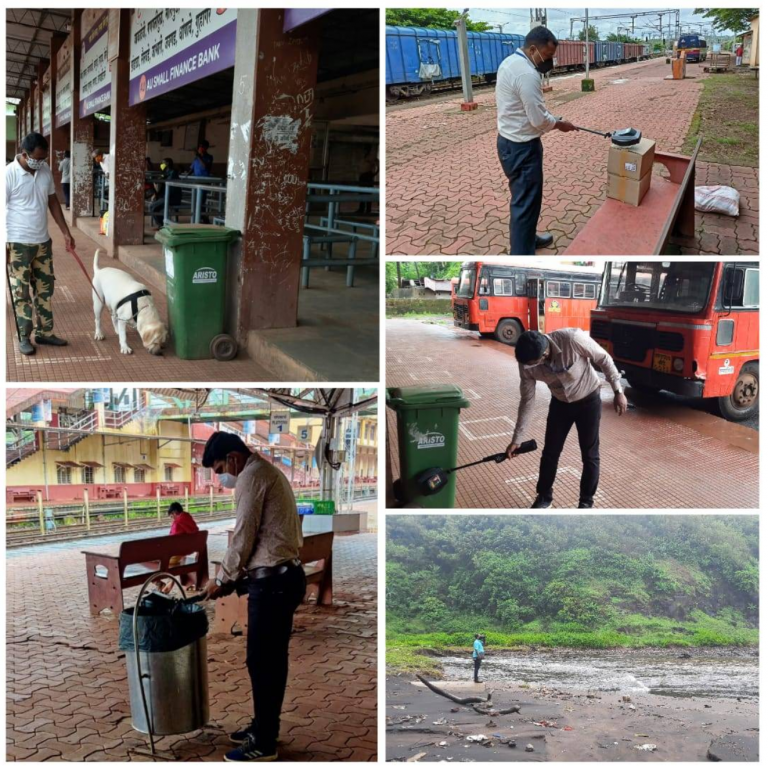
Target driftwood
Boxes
[416,675,520,716]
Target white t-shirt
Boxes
[496,49,557,142]
[5,156,56,244]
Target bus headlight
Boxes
[673,357,684,373]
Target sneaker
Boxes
[18,338,36,355]
[34,334,68,347]
[224,733,277,762]
[578,500,594,509]
[530,495,552,509]
[229,725,255,745]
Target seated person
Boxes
[149,158,182,228]
[160,501,200,593]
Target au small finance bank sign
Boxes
[129,9,238,106]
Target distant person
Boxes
[190,140,212,222]
[735,44,744,67]
[496,26,577,255]
[92,149,111,178]
[472,633,485,682]
[6,132,75,356]
[58,150,71,209]
[149,158,182,229]
[144,157,155,199]
[356,145,378,214]
[506,329,627,509]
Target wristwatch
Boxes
[215,577,225,587]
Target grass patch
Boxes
[683,72,758,166]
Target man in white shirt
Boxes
[6,132,76,356]
[496,27,576,255]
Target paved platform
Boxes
[386,319,758,509]
[385,57,758,255]
[7,529,377,761]
[7,214,378,382]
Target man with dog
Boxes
[200,432,305,762]
[6,132,76,356]
[506,329,628,509]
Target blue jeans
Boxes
[497,135,544,255]
[246,564,306,750]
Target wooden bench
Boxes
[97,486,122,499]
[9,489,37,503]
[565,137,702,255]
[82,531,209,615]
[211,530,334,635]
[160,484,181,496]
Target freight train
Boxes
[386,26,651,100]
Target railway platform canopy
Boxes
[7,8,380,382]
[6,386,378,761]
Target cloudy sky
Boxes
[445,7,740,39]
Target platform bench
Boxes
[82,531,209,615]
[565,137,702,255]
[211,530,333,634]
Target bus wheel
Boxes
[718,362,759,421]
[494,319,523,345]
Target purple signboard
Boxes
[129,9,237,106]
[55,37,73,128]
[283,9,331,33]
[79,10,111,117]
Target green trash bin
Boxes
[155,224,240,360]
[387,384,470,508]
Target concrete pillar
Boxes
[49,33,70,205]
[225,9,320,338]
[71,10,95,221]
[107,8,147,249]
[36,61,48,135]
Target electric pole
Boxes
[584,8,590,80]
[455,12,477,111]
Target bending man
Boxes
[506,329,627,509]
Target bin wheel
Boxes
[210,334,238,361]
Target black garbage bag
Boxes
[119,591,208,653]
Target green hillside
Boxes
[387,516,759,672]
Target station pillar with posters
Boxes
[70,10,95,220]
[48,33,70,204]
[226,9,320,338]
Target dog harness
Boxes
[115,289,152,323]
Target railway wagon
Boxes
[555,39,595,68]
[595,40,623,64]
[386,25,524,98]
[623,42,644,60]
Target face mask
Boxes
[160,163,167,171]
[531,47,554,74]
[25,156,47,170]
[218,454,239,488]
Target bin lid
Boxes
[387,384,469,410]
[155,224,241,247]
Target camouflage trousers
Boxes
[7,240,56,339]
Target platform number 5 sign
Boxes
[299,426,310,441]
[270,411,290,434]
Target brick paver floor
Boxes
[386,319,758,509]
[6,528,377,761]
[385,57,759,255]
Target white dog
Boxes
[92,249,168,355]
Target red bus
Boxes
[452,261,601,344]
[591,261,758,420]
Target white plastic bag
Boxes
[694,185,740,217]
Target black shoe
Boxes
[530,495,552,509]
[34,334,68,347]
[224,733,277,762]
[535,232,554,249]
[18,338,36,355]
[578,500,594,509]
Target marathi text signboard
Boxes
[283,9,331,33]
[55,37,73,128]
[129,8,237,105]
[42,89,52,135]
[33,84,41,134]
[80,10,111,117]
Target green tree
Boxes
[693,9,759,33]
[385,8,493,32]
[606,32,642,43]
[577,25,600,42]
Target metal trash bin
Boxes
[118,581,209,736]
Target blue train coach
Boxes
[386,25,525,100]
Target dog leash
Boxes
[64,243,98,294]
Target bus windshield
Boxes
[457,267,476,298]
[600,261,716,313]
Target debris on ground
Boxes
[525,743,535,752]
[533,720,559,727]
[465,734,488,743]
[635,743,657,752]
[433,718,447,725]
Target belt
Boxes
[248,559,301,580]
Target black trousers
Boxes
[62,183,70,207]
[473,656,482,682]
[496,135,544,255]
[537,390,602,504]
[246,564,307,749]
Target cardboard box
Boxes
[607,169,652,206]
[607,137,656,181]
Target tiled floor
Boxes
[385,57,758,255]
[6,528,377,761]
[386,319,758,509]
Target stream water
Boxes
[442,648,759,700]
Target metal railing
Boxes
[161,179,226,224]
